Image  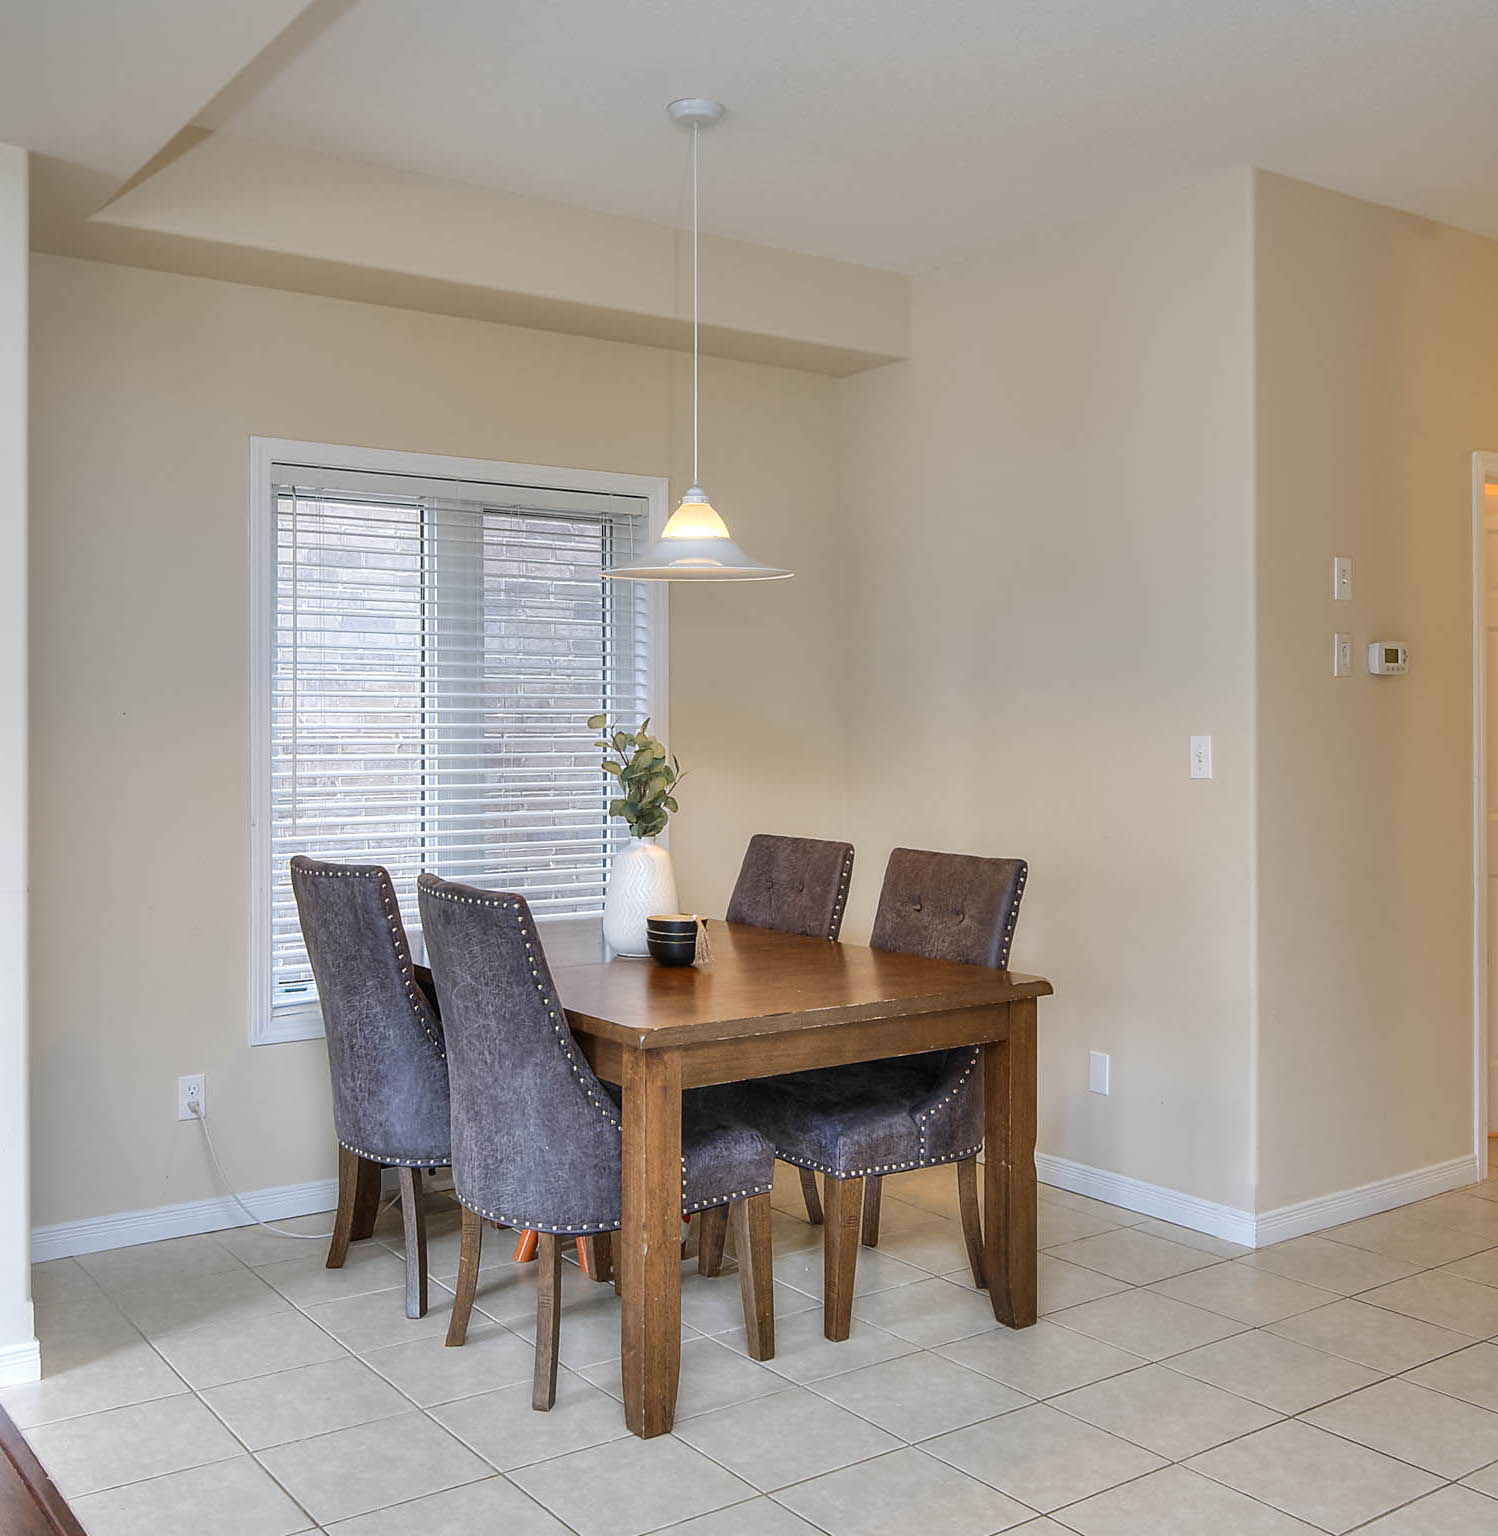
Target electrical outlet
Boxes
[177,1073,205,1121]
[1088,1051,1110,1095]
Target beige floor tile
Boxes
[674,1385,901,1490]
[1303,1376,1498,1478]
[30,1257,105,1303]
[201,1356,410,1450]
[77,1235,246,1294]
[509,1432,756,1536]
[637,1498,828,1536]
[811,1350,1032,1441]
[1039,1205,1125,1247]
[360,1322,535,1406]
[1126,1220,1254,1259]
[774,1446,1035,1536]
[1038,1256,1130,1314]
[1269,1297,1472,1371]
[880,1166,968,1216]
[767,1210,827,1255]
[1415,1193,1498,1240]
[435,1253,593,1326]
[1037,1187,1148,1226]
[874,1219,977,1275]
[320,1475,572,1535]
[33,1291,140,1348]
[1043,1228,1218,1285]
[430,1370,630,1469]
[24,1393,241,1498]
[256,1411,491,1525]
[1164,1328,1384,1414]
[925,1402,1164,1513]
[1239,1234,1419,1294]
[1148,1260,1336,1325]
[1322,1209,1494,1266]
[773,1243,930,1300]
[1351,1485,1498,1535]
[1360,1268,1498,1336]
[936,1319,1146,1399]
[850,1275,1004,1347]
[149,1307,347,1389]
[1056,1464,1321,1535]
[718,1308,918,1384]
[1465,1458,1498,1495]
[1405,1340,1498,1411]
[0,1332,185,1428]
[1010,1523,1083,1535]
[1444,1246,1498,1287]
[111,1268,294,1337]
[1186,1419,1440,1533]
[254,1247,409,1306]
[679,1274,816,1337]
[302,1285,461,1353]
[1050,1363,1280,1459]
[68,1455,314,1536]
[581,1334,785,1420]
[507,1286,667,1370]
[212,1214,339,1266]
[1048,1288,1245,1360]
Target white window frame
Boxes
[247,437,669,1046]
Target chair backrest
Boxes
[870,847,1028,968]
[289,856,450,1165]
[416,874,621,1234]
[726,833,855,941]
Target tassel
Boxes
[694,917,712,966]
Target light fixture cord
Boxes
[691,119,700,486]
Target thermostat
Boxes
[1367,642,1408,675]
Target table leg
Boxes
[984,998,1037,1326]
[620,1048,684,1438]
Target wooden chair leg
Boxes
[398,1167,428,1319]
[578,1233,613,1283]
[822,1175,863,1342]
[533,1232,562,1411]
[697,1204,730,1276]
[730,1193,775,1360]
[445,1206,484,1347]
[327,1146,381,1270]
[861,1175,883,1247]
[956,1156,986,1289]
[798,1166,824,1224]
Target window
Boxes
[249,442,665,1044]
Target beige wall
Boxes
[1253,172,1498,1208]
[837,174,1259,1211]
[28,254,847,1229]
[0,145,35,1375]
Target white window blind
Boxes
[265,462,651,1026]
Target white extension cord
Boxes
[189,1100,398,1241]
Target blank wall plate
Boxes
[1189,736,1213,779]
[1088,1051,1110,1095]
[1333,556,1353,601]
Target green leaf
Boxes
[586,713,607,730]
[664,796,679,812]
[601,761,621,776]
[612,732,630,752]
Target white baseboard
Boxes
[1036,1152,1258,1246]
[1252,1153,1480,1248]
[1037,1150,1482,1249]
[31,1176,341,1264]
[0,1337,41,1386]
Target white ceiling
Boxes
[209,0,1498,274]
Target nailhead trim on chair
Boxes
[914,1048,980,1160]
[827,848,854,940]
[292,862,445,1057]
[455,1180,773,1235]
[998,863,1027,968]
[337,1139,451,1169]
[776,1142,982,1179]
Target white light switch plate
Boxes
[1088,1052,1110,1095]
[1333,633,1354,677]
[1333,556,1353,601]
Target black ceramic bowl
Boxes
[647,914,699,967]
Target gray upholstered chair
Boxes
[417,873,778,1410]
[290,855,451,1321]
[721,833,855,1236]
[731,847,1028,1340]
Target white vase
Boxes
[603,837,678,957]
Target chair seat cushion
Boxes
[681,1093,779,1213]
[719,1052,980,1178]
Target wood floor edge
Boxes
[0,1402,88,1536]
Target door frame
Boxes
[1471,451,1497,1163]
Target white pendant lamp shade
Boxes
[605,101,792,583]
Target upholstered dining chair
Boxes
[728,847,1028,1340]
[719,832,855,1238]
[290,855,451,1321]
[416,872,779,1410]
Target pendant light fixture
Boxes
[604,99,792,582]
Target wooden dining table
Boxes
[545,917,1054,1439]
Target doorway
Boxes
[1474,453,1498,1169]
